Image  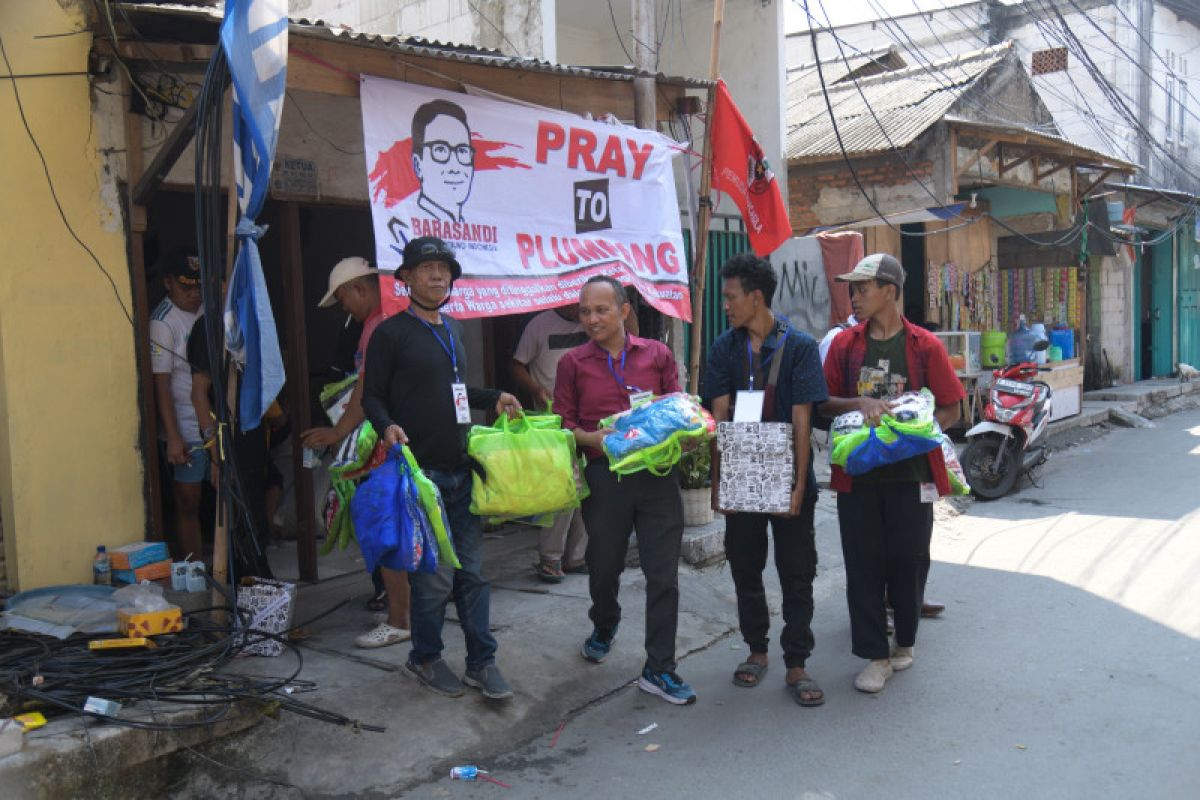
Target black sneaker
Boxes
[580,624,618,664]
[463,664,514,701]
[403,658,465,698]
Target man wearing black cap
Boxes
[820,253,963,694]
[362,236,521,701]
[150,251,205,560]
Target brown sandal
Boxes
[534,559,565,583]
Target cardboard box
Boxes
[236,578,297,657]
[117,606,184,637]
[109,541,170,571]
[112,559,172,585]
[717,422,794,514]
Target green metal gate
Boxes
[682,227,752,379]
[1179,221,1200,369]
[1151,237,1175,377]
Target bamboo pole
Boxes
[687,0,725,393]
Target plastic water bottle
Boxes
[450,766,480,781]
[93,546,111,586]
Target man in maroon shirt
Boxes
[821,254,964,694]
[554,276,696,706]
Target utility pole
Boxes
[632,0,656,129]
[686,0,725,394]
[1137,0,1154,182]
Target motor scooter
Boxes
[961,340,1052,499]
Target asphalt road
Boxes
[407,409,1200,800]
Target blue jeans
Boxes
[408,466,497,670]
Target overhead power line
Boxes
[794,0,1192,246]
[852,0,1200,206]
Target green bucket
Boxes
[981,331,1007,368]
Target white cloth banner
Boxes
[769,237,831,339]
[360,75,692,320]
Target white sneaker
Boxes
[854,660,893,693]
[890,646,914,671]
[354,622,410,649]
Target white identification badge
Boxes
[733,390,765,422]
[919,482,938,503]
[451,382,471,424]
[629,390,654,408]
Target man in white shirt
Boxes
[149,252,205,560]
[818,314,857,365]
[511,305,590,582]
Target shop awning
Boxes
[808,203,967,234]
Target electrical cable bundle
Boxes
[192,48,273,583]
[0,608,385,734]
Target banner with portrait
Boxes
[360,75,692,320]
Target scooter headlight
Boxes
[992,406,1017,423]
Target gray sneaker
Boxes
[403,658,465,697]
[463,664,514,701]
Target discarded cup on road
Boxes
[450,765,482,781]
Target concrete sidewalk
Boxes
[1041,377,1200,437]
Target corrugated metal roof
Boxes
[786,45,906,111]
[786,43,1012,163]
[116,2,710,88]
[1104,182,1197,203]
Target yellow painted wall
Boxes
[0,2,145,589]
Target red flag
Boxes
[709,80,791,256]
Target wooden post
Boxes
[121,73,164,538]
[211,94,238,613]
[281,202,318,581]
[687,0,725,394]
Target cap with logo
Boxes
[318,256,379,308]
[164,252,202,286]
[400,236,462,282]
[835,253,906,288]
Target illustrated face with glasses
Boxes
[411,111,476,222]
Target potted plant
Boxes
[678,444,714,527]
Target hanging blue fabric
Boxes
[219,0,288,430]
[225,221,285,429]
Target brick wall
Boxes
[787,151,937,230]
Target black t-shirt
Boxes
[856,331,932,484]
[186,316,269,473]
[187,316,212,377]
[362,311,500,471]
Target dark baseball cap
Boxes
[836,253,906,288]
[399,236,462,281]
[164,252,201,286]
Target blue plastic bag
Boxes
[351,447,439,574]
[843,420,941,476]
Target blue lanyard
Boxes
[409,310,460,381]
[746,321,788,390]
[606,345,642,393]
